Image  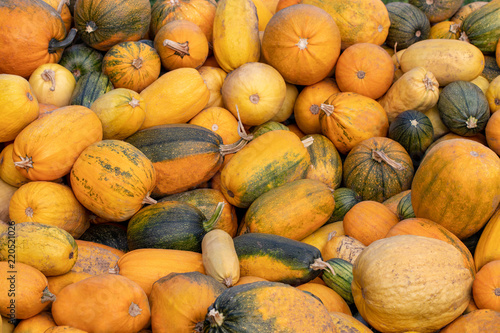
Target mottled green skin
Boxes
[59,44,103,81]
[202,281,334,332]
[70,71,113,108]
[385,2,430,50]
[127,201,210,252]
[321,258,354,304]
[251,121,289,139]
[233,233,322,286]
[397,191,415,220]
[481,55,500,81]
[388,110,434,166]
[437,81,490,137]
[326,187,362,223]
[125,123,223,162]
[408,0,463,24]
[343,137,414,203]
[462,0,500,53]
[304,133,343,190]
[79,223,128,252]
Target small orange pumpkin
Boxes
[440,309,500,332]
[154,20,209,70]
[472,260,500,312]
[296,282,352,315]
[12,311,57,333]
[42,0,72,32]
[188,107,240,144]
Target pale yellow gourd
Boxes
[202,229,240,287]
[29,63,76,107]
[300,221,344,251]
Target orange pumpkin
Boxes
[44,327,89,333]
[42,0,72,33]
[0,0,76,78]
[47,271,94,298]
[335,43,394,100]
[51,274,151,333]
[154,20,209,70]
[429,21,461,40]
[0,144,31,187]
[293,78,340,135]
[12,311,57,333]
[261,4,341,85]
[440,309,500,332]
[275,0,300,11]
[343,200,399,246]
[296,282,352,315]
[473,260,500,312]
[188,107,240,145]
[102,41,162,93]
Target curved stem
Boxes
[220,138,248,156]
[372,150,405,171]
[14,156,33,171]
[320,103,334,116]
[309,258,336,276]
[48,28,77,54]
[203,202,225,232]
[142,194,157,205]
[163,39,190,57]
[235,105,254,141]
[41,287,56,303]
[57,0,69,13]
[41,69,56,91]
[301,136,314,148]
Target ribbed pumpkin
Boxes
[29,63,76,107]
[70,71,114,108]
[198,66,227,109]
[303,134,342,190]
[396,191,415,220]
[8,181,89,238]
[220,130,310,208]
[386,217,476,278]
[385,2,431,50]
[213,0,260,72]
[221,62,287,126]
[51,274,151,333]
[43,0,72,33]
[139,68,209,129]
[0,74,39,143]
[383,189,412,216]
[343,137,414,203]
[461,0,500,54]
[327,188,362,224]
[352,235,473,333]
[150,0,217,42]
[189,107,240,145]
[113,248,205,296]
[474,209,500,271]
[12,105,103,181]
[300,0,390,49]
[320,92,389,155]
[149,272,226,333]
[261,4,341,86]
[429,20,461,40]
[154,20,209,70]
[74,0,151,51]
[411,139,500,239]
[71,240,125,276]
[70,140,157,222]
[102,41,161,93]
[293,78,340,135]
[343,200,399,246]
[0,262,54,320]
[409,0,464,23]
[451,1,488,27]
[440,309,500,332]
[0,0,76,78]
[0,144,31,188]
[472,260,500,311]
[203,281,335,332]
[59,44,104,81]
[334,43,394,100]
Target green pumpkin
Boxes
[327,188,362,224]
[437,80,490,137]
[408,0,464,24]
[385,2,431,50]
[59,44,103,81]
[315,258,354,304]
[79,223,128,252]
[397,191,415,220]
[461,0,500,54]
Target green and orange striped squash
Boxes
[303,134,343,190]
[343,137,414,203]
[220,130,310,208]
[385,2,431,51]
[70,140,157,222]
[409,0,464,24]
[326,188,362,224]
[102,41,161,93]
[461,0,500,54]
[241,179,335,241]
[73,0,151,51]
[412,139,500,239]
[70,71,114,108]
[396,191,415,220]
[59,44,104,81]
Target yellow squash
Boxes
[474,209,500,271]
[201,229,240,287]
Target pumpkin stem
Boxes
[327,231,337,241]
[223,277,233,287]
[14,156,33,171]
[56,0,69,13]
[163,39,190,57]
[309,258,336,276]
[48,28,77,54]
[449,23,460,34]
[423,73,437,91]
[85,21,97,33]
[41,69,57,91]
[459,31,469,43]
[393,42,400,67]
[249,94,260,104]
[203,202,225,232]
[41,287,56,303]
[128,302,143,317]
[301,136,314,148]
[466,116,478,129]
[132,57,143,69]
[25,207,34,218]
[320,103,334,116]
[142,194,157,205]
[220,138,248,156]
[129,97,140,108]
[235,105,254,141]
[372,150,405,171]
[207,308,225,327]
[109,265,120,274]
[495,288,500,296]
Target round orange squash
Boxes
[261,4,341,86]
[44,327,89,333]
[47,271,94,298]
[440,309,500,332]
[42,0,72,33]
[472,260,500,312]
[51,274,151,333]
[335,43,394,100]
[12,311,57,333]
[293,78,340,135]
[411,139,500,239]
[188,107,240,145]
[154,20,209,70]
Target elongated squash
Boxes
[475,209,500,271]
[233,233,322,286]
[303,134,342,190]
[220,130,310,208]
[202,229,240,287]
[71,240,124,276]
[212,0,260,72]
[399,39,485,86]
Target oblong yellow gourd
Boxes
[378,66,440,122]
[300,221,344,251]
[399,39,485,86]
[474,209,500,271]
[213,0,260,72]
[201,229,240,287]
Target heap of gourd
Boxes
[1,0,500,331]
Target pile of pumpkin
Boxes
[2,0,500,331]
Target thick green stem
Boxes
[203,202,225,232]
[48,28,77,54]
